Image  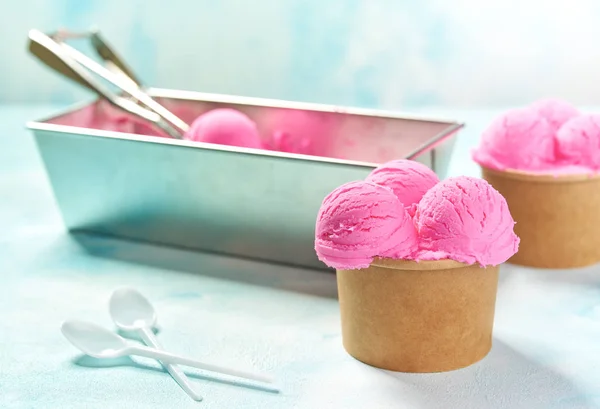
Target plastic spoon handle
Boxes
[129,344,274,385]
[138,327,203,402]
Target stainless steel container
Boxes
[28,89,461,269]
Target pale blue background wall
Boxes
[3,0,600,108]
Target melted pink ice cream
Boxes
[414,176,519,267]
[184,108,263,149]
[315,181,418,270]
[556,114,600,171]
[366,159,439,216]
[472,107,556,172]
[111,114,167,137]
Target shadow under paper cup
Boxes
[336,258,499,373]
[481,166,600,269]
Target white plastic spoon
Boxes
[108,288,201,401]
[61,320,276,386]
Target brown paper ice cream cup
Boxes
[481,166,600,268]
[336,258,499,373]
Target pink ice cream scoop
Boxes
[531,98,580,134]
[184,108,263,149]
[556,114,600,171]
[366,159,439,215]
[268,130,312,155]
[315,181,418,270]
[472,107,555,171]
[414,176,519,267]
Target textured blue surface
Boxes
[2,105,600,408]
[6,1,600,106]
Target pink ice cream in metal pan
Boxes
[29,28,464,269]
[184,108,264,149]
[183,108,315,154]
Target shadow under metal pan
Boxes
[27,88,463,270]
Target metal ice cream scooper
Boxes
[28,28,189,139]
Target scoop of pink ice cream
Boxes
[555,114,600,171]
[315,181,418,270]
[366,159,439,215]
[268,130,312,155]
[262,109,337,157]
[184,108,263,149]
[472,107,555,171]
[531,98,580,133]
[414,176,519,267]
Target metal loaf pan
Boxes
[28,88,462,269]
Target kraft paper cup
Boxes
[336,258,499,373]
[481,167,600,268]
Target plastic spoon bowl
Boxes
[108,288,201,401]
[61,320,276,387]
[109,288,156,332]
[62,320,142,359]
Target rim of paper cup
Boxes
[481,166,600,184]
[370,258,481,270]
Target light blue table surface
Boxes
[2,105,600,409]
